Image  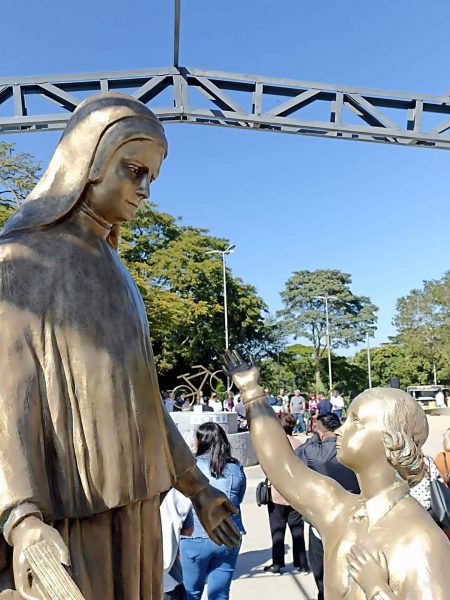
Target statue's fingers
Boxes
[222,353,234,375]
[249,353,256,367]
[219,518,241,547]
[347,564,360,581]
[376,550,388,572]
[215,525,236,549]
[212,527,230,547]
[51,538,71,567]
[224,349,234,363]
[222,498,238,515]
[231,349,243,365]
[346,554,360,573]
[349,546,365,566]
[208,529,222,546]
[224,350,236,369]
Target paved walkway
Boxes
[231,464,317,600]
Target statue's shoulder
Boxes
[0,226,54,258]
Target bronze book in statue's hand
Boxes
[24,541,85,600]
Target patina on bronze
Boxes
[0,93,239,600]
[224,350,450,599]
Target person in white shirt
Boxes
[278,388,290,413]
[209,393,223,412]
[435,388,446,408]
[331,389,345,420]
[160,489,193,599]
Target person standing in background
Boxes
[331,389,345,420]
[434,427,450,540]
[290,389,306,434]
[209,393,223,412]
[224,392,235,412]
[278,388,290,413]
[264,414,309,576]
[161,489,193,600]
[435,427,450,485]
[181,423,246,600]
[317,392,332,416]
[436,387,446,408]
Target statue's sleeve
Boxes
[0,303,48,524]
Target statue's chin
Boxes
[335,445,349,467]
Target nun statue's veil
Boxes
[0,92,168,248]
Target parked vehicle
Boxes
[406,385,449,410]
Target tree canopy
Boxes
[277,269,378,386]
[120,203,275,384]
[394,272,450,379]
[0,141,41,207]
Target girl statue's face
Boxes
[335,394,387,472]
[85,139,165,224]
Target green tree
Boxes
[120,202,275,385]
[277,269,378,387]
[0,141,41,207]
[351,342,447,388]
[394,272,450,379]
[324,354,368,398]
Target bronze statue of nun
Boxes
[0,93,239,600]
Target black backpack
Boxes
[256,478,271,506]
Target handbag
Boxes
[428,462,450,529]
[256,478,271,506]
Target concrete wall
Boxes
[228,432,258,467]
[169,410,238,434]
[168,411,258,466]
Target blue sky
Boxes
[2,0,450,352]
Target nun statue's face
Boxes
[85,139,165,224]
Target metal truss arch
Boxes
[1,66,450,149]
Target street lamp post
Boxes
[367,331,372,388]
[205,243,236,352]
[314,295,337,395]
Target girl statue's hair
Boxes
[372,388,429,486]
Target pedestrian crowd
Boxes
[163,386,347,436]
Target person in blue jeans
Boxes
[289,390,306,433]
[181,422,246,600]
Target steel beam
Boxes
[174,0,181,67]
[1,66,450,149]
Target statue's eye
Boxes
[126,164,140,176]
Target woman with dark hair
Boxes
[180,423,246,599]
[264,413,309,575]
